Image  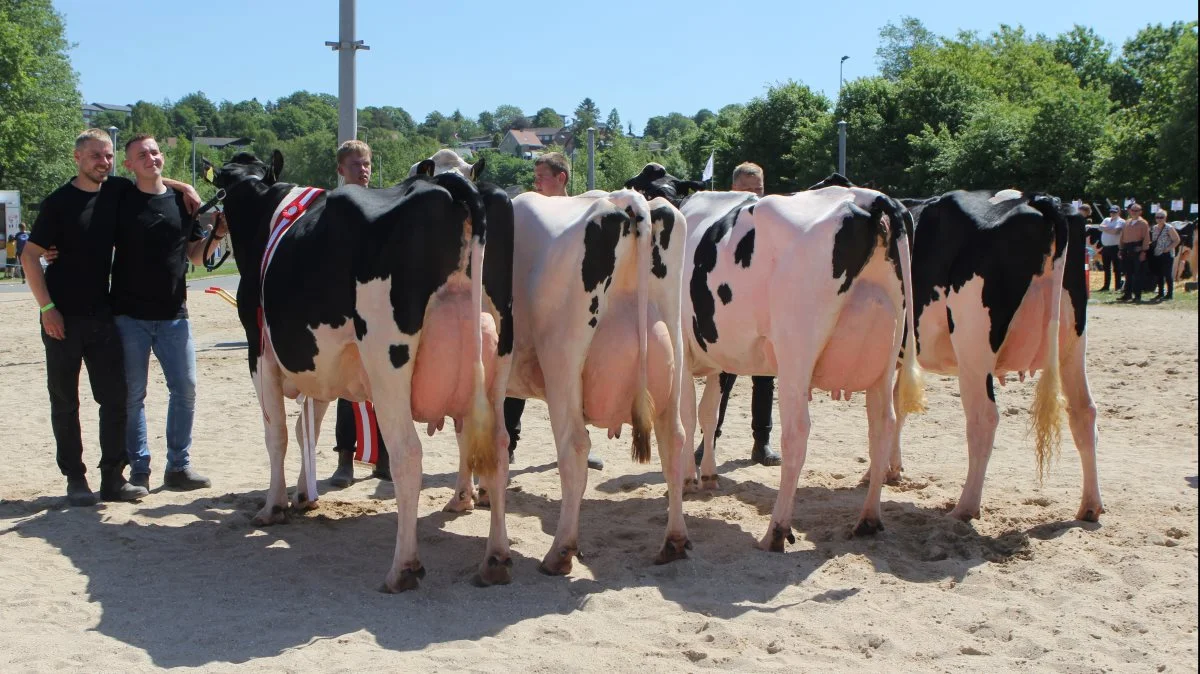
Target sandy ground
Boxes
[0,281,1196,673]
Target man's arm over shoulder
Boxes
[162,178,201,214]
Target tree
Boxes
[476,149,533,189]
[1159,27,1198,198]
[643,112,696,141]
[605,108,621,136]
[571,97,601,143]
[493,104,525,131]
[477,110,496,133]
[692,109,715,126]
[130,101,172,140]
[0,0,82,206]
[736,81,832,193]
[1053,25,1120,92]
[531,107,563,128]
[876,16,937,80]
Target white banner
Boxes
[1191,203,1199,214]
[1150,203,1160,214]
[1071,199,1082,209]
[1171,199,1184,211]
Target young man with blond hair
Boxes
[328,139,393,486]
[22,129,201,504]
[114,133,224,491]
[696,161,780,467]
[506,152,605,470]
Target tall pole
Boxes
[587,127,596,191]
[107,126,118,176]
[839,55,849,99]
[191,125,206,186]
[326,0,370,185]
[837,120,847,177]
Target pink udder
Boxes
[410,292,499,423]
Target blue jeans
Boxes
[115,316,197,475]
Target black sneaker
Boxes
[66,476,97,507]
[163,467,212,490]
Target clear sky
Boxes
[55,0,1197,135]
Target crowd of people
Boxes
[1084,202,1188,303]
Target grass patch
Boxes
[186,259,240,281]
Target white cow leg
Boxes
[855,379,897,535]
[293,398,329,510]
[539,386,591,576]
[950,367,999,521]
[253,361,290,526]
[680,373,701,494]
[760,374,812,552]
[476,431,513,585]
[697,373,722,490]
[1060,334,1104,522]
[886,376,907,483]
[653,403,690,564]
[444,430,477,513]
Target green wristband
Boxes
[39,302,56,313]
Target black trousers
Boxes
[504,397,525,453]
[43,314,128,477]
[1153,253,1174,297]
[1100,245,1121,290]
[714,373,774,444]
[1120,246,1145,299]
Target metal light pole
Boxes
[837,120,847,177]
[839,55,849,95]
[326,0,370,187]
[107,126,118,176]
[587,127,596,190]
[191,125,206,186]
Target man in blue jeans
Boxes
[113,134,227,490]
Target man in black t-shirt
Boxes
[22,129,150,505]
[113,134,226,491]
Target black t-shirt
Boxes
[29,178,125,317]
[111,186,203,320]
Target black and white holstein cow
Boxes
[663,180,922,549]
[896,188,1103,522]
[214,151,514,592]
[501,188,693,572]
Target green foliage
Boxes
[476,149,533,191]
[877,16,937,80]
[736,81,833,193]
[532,107,564,128]
[0,0,81,208]
[493,104,525,132]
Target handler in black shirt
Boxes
[22,129,149,505]
[113,134,225,491]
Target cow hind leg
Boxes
[1060,334,1103,521]
[855,378,897,535]
[653,404,691,564]
[444,430,477,513]
[885,376,907,484]
[680,374,701,493]
[293,398,330,510]
[539,383,591,576]
[366,373,426,594]
[252,363,291,526]
[697,373,722,490]
[760,370,813,552]
[949,367,999,521]
[475,421,513,586]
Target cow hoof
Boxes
[443,489,476,513]
[1076,504,1104,523]
[253,504,290,526]
[683,477,700,494]
[853,517,883,537]
[700,474,719,491]
[476,487,492,509]
[292,494,317,512]
[654,536,692,565]
[759,523,795,552]
[380,565,426,593]
[538,546,577,576]
[884,469,903,485]
[948,506,979,522]
[474,554,514,586]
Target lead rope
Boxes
[296,394,319,504]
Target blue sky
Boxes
[55,0,1197,135]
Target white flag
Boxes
[1150,203,1159,214]
[1071,199,1082,209]
[1192,203,1199,214]
[701,151,714,182]
[1171,199,1184,211]
[1124,197,1134,207]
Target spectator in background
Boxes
[1095,205,1125,292]
[1149,210,1180,300]
[698,162,781,467]
[328,139,392,487]
[13,223,30,280]
[1118,204,1151,302]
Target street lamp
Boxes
[839,55,850,98]
[107,126,119,176]
[191,125,207,186]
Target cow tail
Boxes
[630,211,655,464]
[895,226,926,416]
[463,227,496,478]
[1030,234,1068,483]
